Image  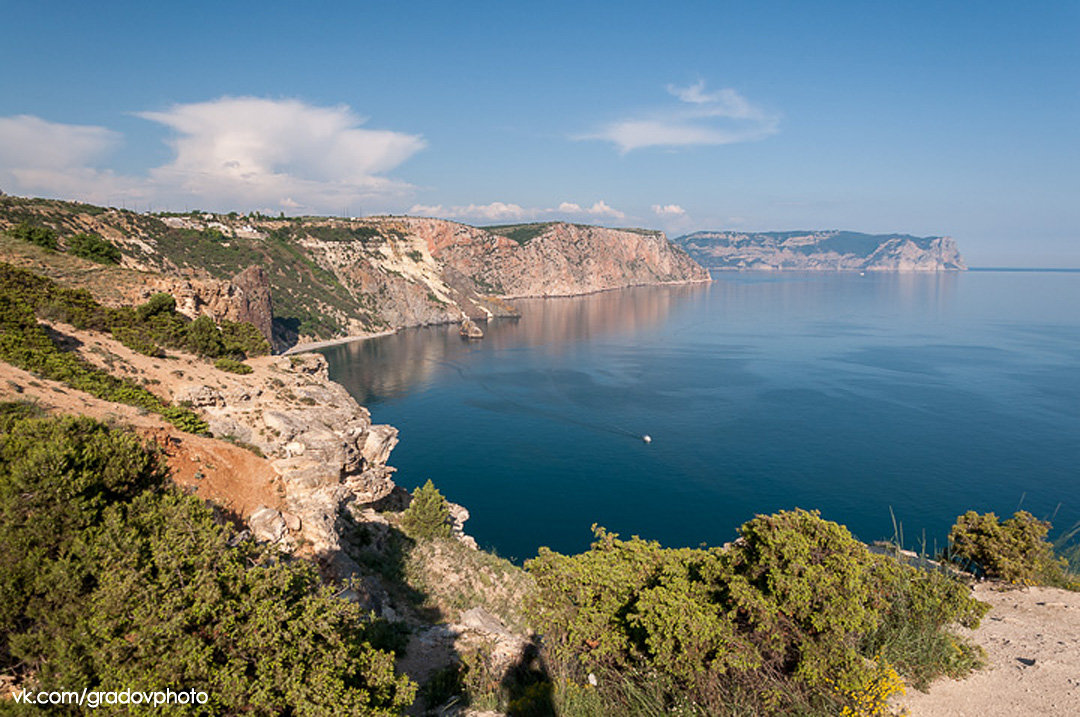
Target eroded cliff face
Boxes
[123,269,275,343]
[0,198,710,348]
[414,219,711,297]
[677,230,966,271]
[170,354,403,569]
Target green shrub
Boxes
[220,319,271,357]
[136,292,176,321]
[8,222,58,250]
[402,480,452,540]
[184,314,226,358]
[526,510,988,715]
[0,410,415,714]
[66,232,121,264]
[113,326,160,356]
[214,357,253,374]
[949,510,1074,588]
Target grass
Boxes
[403,536,534,632]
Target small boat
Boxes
[642,434,652,444]
[460,318,484,339]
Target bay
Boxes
[322,271,1080,562]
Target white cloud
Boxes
[579,81,779,153]
[0,115,145,204]
[0,98,425,213]
[408,203,445,215]
[140,97,425,211]
[652,203,686,217]
[447,202,535,221]
[409,199,627,223]
[557,200,625,219]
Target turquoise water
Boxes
[322,271,1080,562]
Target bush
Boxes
[113,326,160,356]
[67,232,121,264]
[8,222,58,250]
[526,510,988,715]
[0,410,416,714]
[220,319,271,357]
[214,357,253,374]
[402,480,452,540]
[949,510,1074,588]
[136,292,176,321]
[184,315,226,358]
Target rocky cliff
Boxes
[0,196,709,349]
[422,219,711,297]
[676,230,966,271]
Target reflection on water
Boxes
[323,271,1080,561]
[321,281,709,405]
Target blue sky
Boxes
[1,1,1077,265]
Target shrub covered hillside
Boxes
[525,511,989,717]
[0,263,270,434]
[0,405,415,714]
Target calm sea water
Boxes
[322,271,1080,562]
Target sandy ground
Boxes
[898,582,1080,716]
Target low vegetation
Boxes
[0,406,415,714]
[0,281,209,435]
[66,232,122,264]
[214,357,254,375]
[948,510,1078,589]
[7,221,58,250]
[0,263,270,434]
[522,510,988,716]
[484,222,555,246]
[0,264,269,361]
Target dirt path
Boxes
[898,582,1080,716]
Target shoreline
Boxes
[281,329,398,355]
[282,276,713,354]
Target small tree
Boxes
[402,480,452,540]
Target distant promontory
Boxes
[674,230,965,271]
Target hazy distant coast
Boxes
[676,230,965,271]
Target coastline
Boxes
[495,274,713,301]
[282,329,398,355]
[282,275,713,354]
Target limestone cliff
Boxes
[0,197,710,349]
[418,219,711,297]
[676,230,966,271]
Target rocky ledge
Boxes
[174,353,471,573]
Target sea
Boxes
[321,270,1080,562]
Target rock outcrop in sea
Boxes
[676,230,966,271]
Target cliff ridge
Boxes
[677,229,966,271]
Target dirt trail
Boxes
[899,582,1080,716]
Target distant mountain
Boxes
[674,230,965,271]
